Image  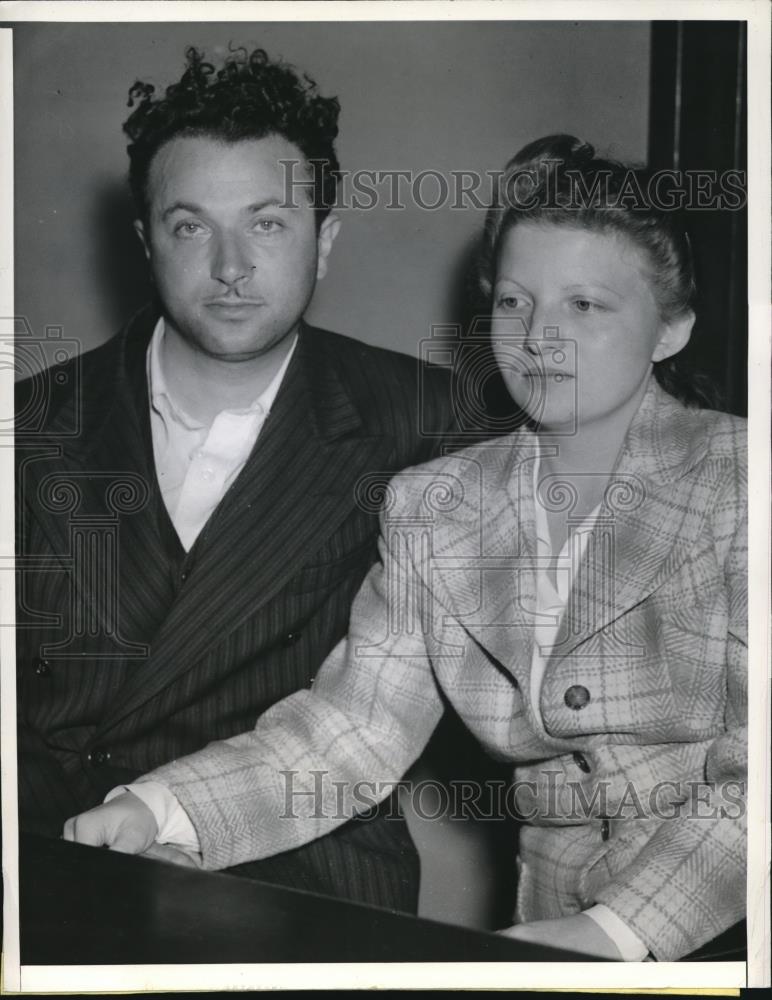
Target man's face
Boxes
[136,134,339,361]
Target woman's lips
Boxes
[519,368,574,379]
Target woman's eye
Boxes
[497,294,523,310]
[572,298,603,313]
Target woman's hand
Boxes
[499,914,624,960]
[63,791,158,854]
[63,794,202,868]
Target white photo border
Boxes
[1,1,769,993]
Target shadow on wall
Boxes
[91,180,153,337]
[444,234,526,441]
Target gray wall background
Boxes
[14,20,650,359]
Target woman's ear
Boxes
[652,310,695,363]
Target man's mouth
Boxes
[205,298,265,316]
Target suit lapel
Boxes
[80,321,177,648]
[20,309,173,654]
[98,325,393,734]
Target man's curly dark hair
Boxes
[123,45,341,226]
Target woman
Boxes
[66,136,747,962]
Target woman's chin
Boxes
[527,406,577,434]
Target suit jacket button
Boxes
[600,819,610,841]
[88,746,111,767]
[283,632,302,647]
[572,751,591,773]
[34,658,51,676]
[564,685,591,710]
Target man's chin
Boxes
[206,348,282,363]
[172,325,299,364]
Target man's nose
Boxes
[211,233,254,286]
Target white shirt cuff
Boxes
[584,904,650,961]
[105,782,200,852]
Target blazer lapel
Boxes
[99,325,393,734]
[439,382,713,694]
[551,380,712,659]
[439,434,541,689]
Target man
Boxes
[16,45,455,912]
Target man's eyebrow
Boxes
[160,198,292,222]
[246,198,289,212]
[161,201,203,221]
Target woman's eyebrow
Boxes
[494,277,528,288]
[562,281,624,299]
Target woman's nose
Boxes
[524,306,558,353]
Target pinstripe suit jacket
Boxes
[146,379,747,960]
[15,305,455,909]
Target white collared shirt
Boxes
[147,318,297,551]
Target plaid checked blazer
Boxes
[147,378,747,960]
[16,305,457,911]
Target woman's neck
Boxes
[538,428,623,482]
[536,388,647,531]
[536,432,622,555]
[537,378,649,482]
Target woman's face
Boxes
[491,222,685,434]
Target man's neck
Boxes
[160,326,298,425]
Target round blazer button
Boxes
[564,685,591,710]
[88,746,111,767]
[600,819,610,841]
[572,751,591,773]
[283,632,302,647]
[34,658,51,677]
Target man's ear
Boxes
[133,219,151,261]
[316,213,341,281]
[652,310,695,363]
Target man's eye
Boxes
[254,219,282,233]
[175,221,205,237]
[497,294,523,310]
